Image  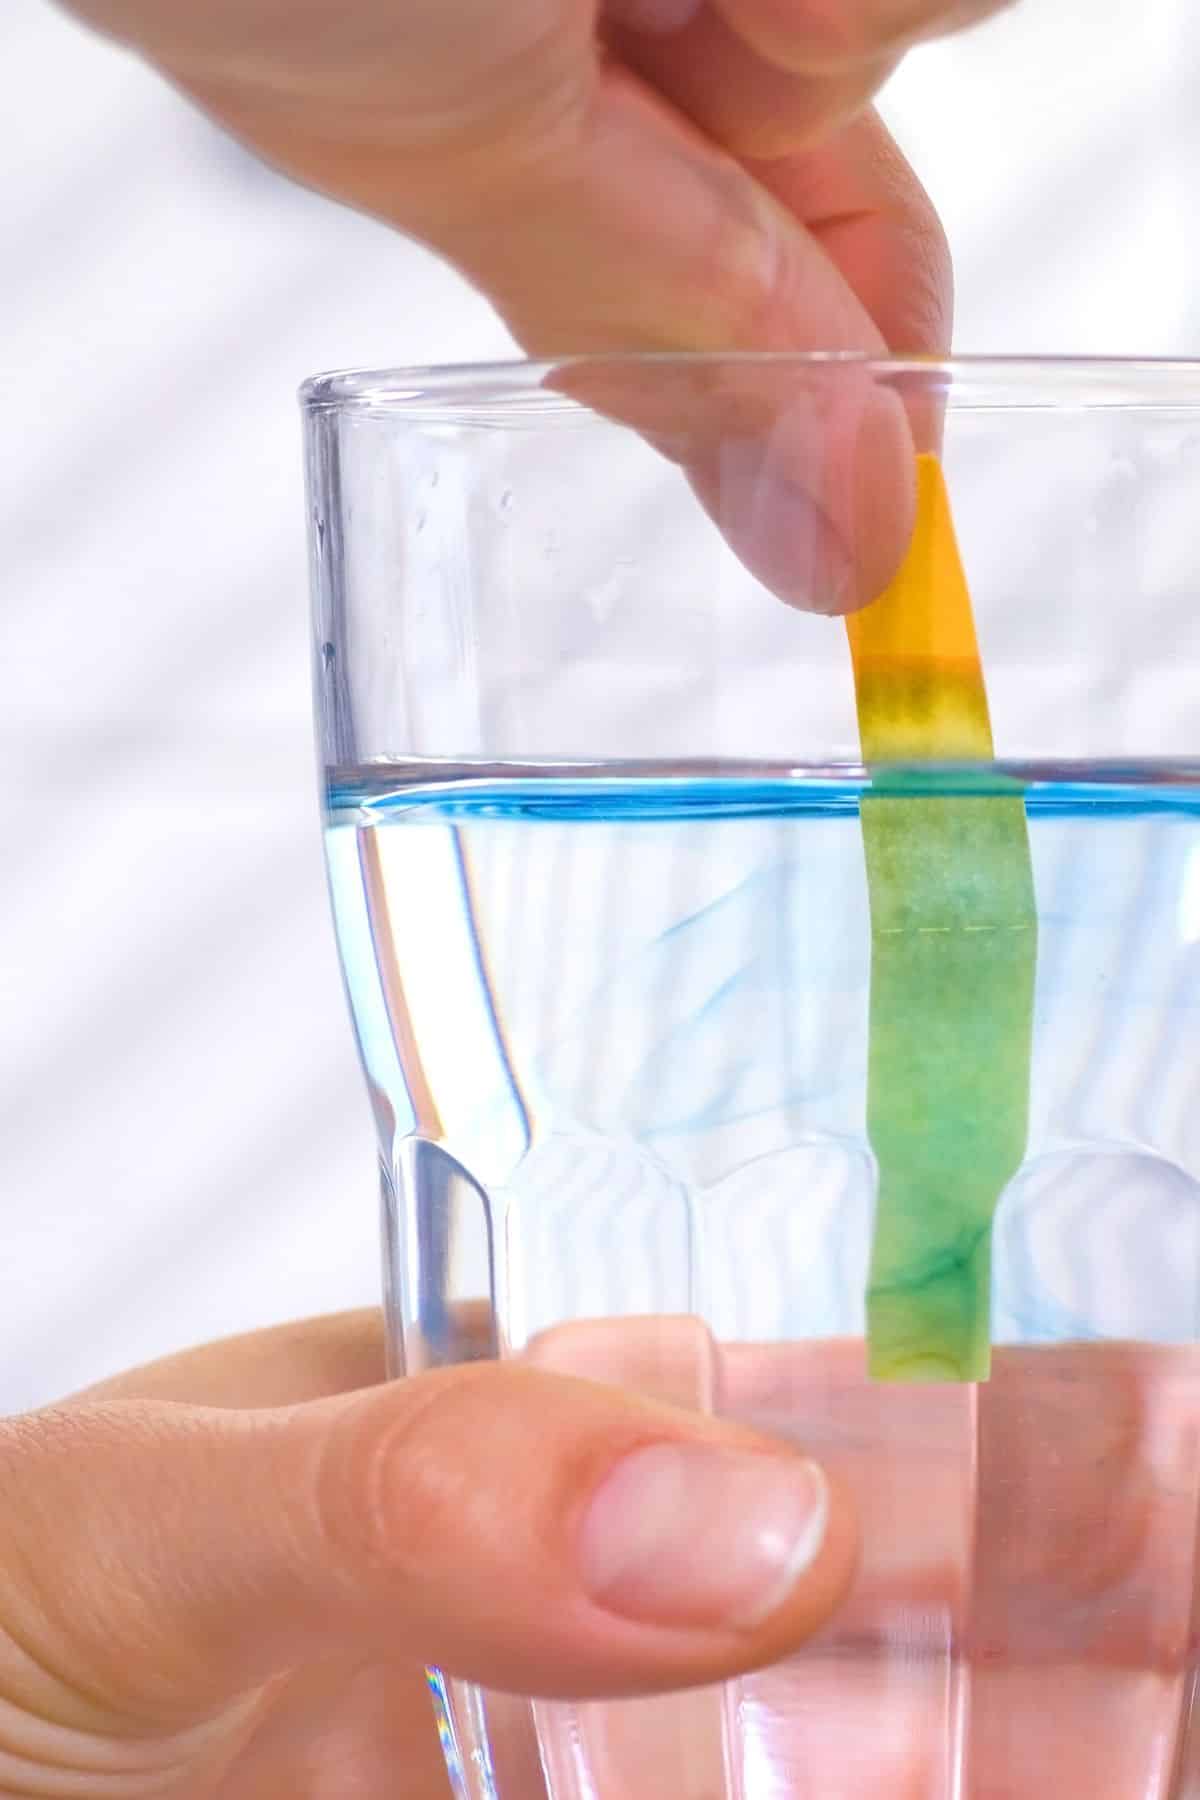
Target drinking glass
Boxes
[303,355,1200,1799]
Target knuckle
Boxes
[314,1370,497,1585]
[686,171,791,347]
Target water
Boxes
[324,763,1200,1798]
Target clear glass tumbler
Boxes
[303,355,1200,1799]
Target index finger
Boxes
[69,1308,389,1407]
[550,352,917,613]
[69,1302,513,1409]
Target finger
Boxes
[74,1309,388,1408]
[393,68,890,362]
[706,0,1012,74]
[550,352,915,611]
[183,55,896,359]
[500,70,925,612]
[75,1304,501,1409]
[605,0,897,159]
[224,1656,453,1798]
[177,63,927,607]
[753,109,954,359]
[543,105,946,610]
[345,63,922,608]
[751,107,954,456]
[0,1363,856,1738]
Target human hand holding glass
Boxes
[0,1316,1190,1798]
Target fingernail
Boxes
[747,471,856,614]
[851,383,918,608]
[579,1444,829,1630]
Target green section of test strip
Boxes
[860,781,1036,1382]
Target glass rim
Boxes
[300,353,1200,417]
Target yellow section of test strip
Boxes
[846,454,994,764]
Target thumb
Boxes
[0,1363,856,1728]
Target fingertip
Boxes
[748,1460,859,1656]
[526,1318,858,1679]
[338,1359,860,1698]
[686,371,918,616]
[568,1444,858,1690]
[845,380,919,613]
[578,1445,836,1632]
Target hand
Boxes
[58,0,983,360]
[55,0,1007,607]
[0,1311,854,1796]
[3,1314,1186,1796]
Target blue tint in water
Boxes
[324,765,1200,1352]
[328,763,1200,826]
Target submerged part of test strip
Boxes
[846,454,1037,1382]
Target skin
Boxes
[55,0,986,609]
[0,1313,857,1796]
[57,0,969,358]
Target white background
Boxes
[2,0,1198,1409]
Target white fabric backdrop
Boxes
[2,0,1198,1410]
